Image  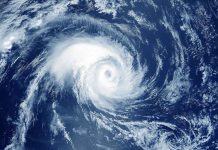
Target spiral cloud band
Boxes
[49,36,146,110]
[0,0,217,150]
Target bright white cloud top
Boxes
[49,37,146,110]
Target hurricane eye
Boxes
[105,70,112,78]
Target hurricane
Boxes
[0,0,218,150]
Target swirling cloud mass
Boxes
[0,0,217,150]
[49,35,146,110]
